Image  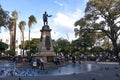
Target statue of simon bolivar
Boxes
[43,11,52,26]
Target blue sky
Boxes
[0,0,88,42]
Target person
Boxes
[78,55,81,64]
[43,11,52,25]
[40,58,44,70]
[37,59,40,68]
[118,58,120,65]
[32,60,37,68]
[72,56,76,63]
[53,57,57,65]
[53,57,60,65]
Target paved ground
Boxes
[0,62,120,80]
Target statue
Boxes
[43,11,52,26]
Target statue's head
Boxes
[45,11,47,14]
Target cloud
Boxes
[23,9,82,41]
[0,9,82,44]
[52,9,82,41]
[54,1,63,6]
[53,13,73,29]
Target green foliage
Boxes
[90,46,104,53]
[28,15,37,54]
[54,38,71,55]
[18,21,26,31]
[102,38,112,49]
[72,32,95,53]
[23,40,30,50]
[30,38,39,54]
[0,5,9,29]
[19,38,40,54]
[0,42,8,53]
[28,15,37,28]
[5,50,16,56]
[19,21,26,56]
[74,0,120,56]
[11,10,18,20]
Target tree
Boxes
[19,40,29,50]
[71,39,82,54]
[30,38,39,54]
[102,36,112,49]
[90,46,104,53]
[0,5,9,30]
[75,0,120,57]
[55,38,71,56]
[117,43,120,53]
[8,10,18,52]
[19,21,26,56]
[19,38,39,56]
[5,50,16,56]
[0,42,8,54]
[12,10,18,52]
[28,15,37,54]
[71,32,95,55]
[8,17,15,51]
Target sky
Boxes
[0,0,88,43]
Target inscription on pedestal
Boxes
[45,36,51,50]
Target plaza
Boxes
[0,61,120,80]
[1,0,120,80]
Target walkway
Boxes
[0,62,120,80]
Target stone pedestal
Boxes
[34,25,56,62]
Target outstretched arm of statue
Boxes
[48,15,52,17]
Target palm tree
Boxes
[28,15,37,55]
[8,17,15,51]
[12,10,18,52]
[19,21,26,56]
[8,10,18,52]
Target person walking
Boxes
[40,58,44,70]
[72,56,76,63]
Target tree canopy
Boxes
[75,0,120,57]
[54,38,71,55]
[19,38,40,55]
[0,5,9,30]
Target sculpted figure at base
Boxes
[43,11,52,25]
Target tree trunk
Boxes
[12,22,16,52]
[22,31,24,56]
[29,27,31,55]
[10,30,14,50]
[111,39,118,58]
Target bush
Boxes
[0,42,8,52]
[5,50,16,56]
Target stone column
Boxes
[34,25,56,62]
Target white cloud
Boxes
[0,9,82,44]
[26,9,82,41]
[53,13,73,28]
[52,9,82,41]
[54,1,63,6]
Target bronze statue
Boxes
[43,11,52,25]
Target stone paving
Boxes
[0,62,120,80]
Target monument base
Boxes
[33,52,56,62]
